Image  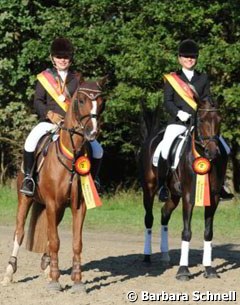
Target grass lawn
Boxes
[0,185,240,242]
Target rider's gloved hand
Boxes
[47,111,63,124]
[177,110,191,122]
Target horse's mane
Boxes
[140,100,165,143]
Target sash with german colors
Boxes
[164,73,197,111]
[37,69,71,112]
[191,135,211,207]
[59,131,102,210]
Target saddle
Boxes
[29,129,93,178]
[152,128,193,171]
[21,130,59,177]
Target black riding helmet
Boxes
[178,39,199,58]
[50,37,74,60]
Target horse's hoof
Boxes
[47,281,63,291]
[1,276,13,286]
[176,266,191,281]
[70,282,86,294]
[143,255,151,264]
[203,266,220,279]
[160,252,170,263]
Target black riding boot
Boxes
[20,151,36,196]
[220,185,234,201]
[91,158,102,192]
[158,155,169,202]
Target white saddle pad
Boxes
[152,131,188,170]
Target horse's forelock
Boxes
[198,98,218,109]
[79,81,102,92]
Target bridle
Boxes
[195,107,220,149]
[57,85,103,164]
[72,87,102,131]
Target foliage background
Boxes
[0,0,240,191]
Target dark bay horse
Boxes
[139,99,227,280]
[1,77,107,291]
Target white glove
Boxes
[177,110,191,122]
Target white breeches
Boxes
[161,124,187,160]
[24,122,55,152]
[24,122,103,159]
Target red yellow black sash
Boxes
[37,70,70,112]
[164,73,197,111]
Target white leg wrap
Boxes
[160,225,168,253]
[144,229,152,255]
[179,241,190,266]
[202,241,212,266]
[12,235,20,257]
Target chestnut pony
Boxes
[139,99,227,280]
[2,77,107,291]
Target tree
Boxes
[0,0,239,191]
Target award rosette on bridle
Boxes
[192,157,211,175]
[192,140,211,207]
[60,138,102,209]
[75,156,102,210]
[75,156,91,175]
[80,173,102,209]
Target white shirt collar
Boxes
[58,70,68,82]
[182,68,194,81]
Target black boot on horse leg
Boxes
[158,155,169,202]
[20,150,36,196]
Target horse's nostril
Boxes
[85,128,97,141]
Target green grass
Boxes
[0,185,240,242]
[0,185,18,224]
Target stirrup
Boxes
[158,185,169,202]
[20,176,36,196]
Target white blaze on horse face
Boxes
[90,100,98,135]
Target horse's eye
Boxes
[79,99,85,105]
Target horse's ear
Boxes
[97,75,109,89]
[77,72,85,85]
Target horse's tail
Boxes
[26,201,48,253]
[140,99,165,142]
